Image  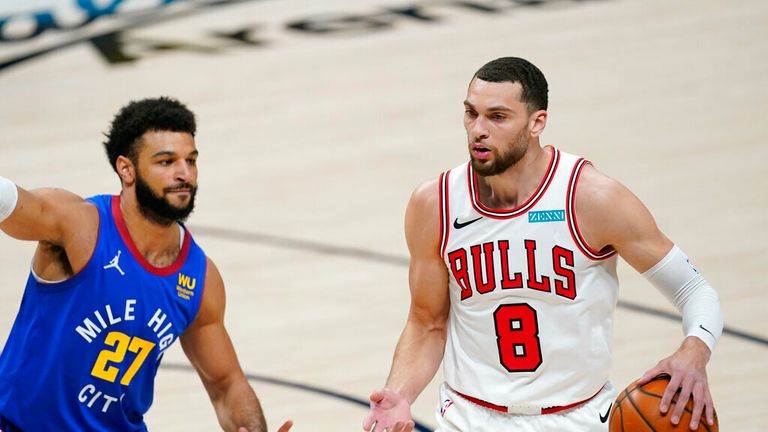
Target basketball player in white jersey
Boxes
[362,57,723,432]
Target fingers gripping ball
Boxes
[609,376,718,431]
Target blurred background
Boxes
[0,0,766,430]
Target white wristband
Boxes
[642,245,723,351]
[0,176,19,223]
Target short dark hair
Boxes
[474,57,548,112]
[103,96,196,173]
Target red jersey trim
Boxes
[566,160,617,261]
[439,171,451,259]
[467,146,560,219]
[454,385,602,415]
[111,195,192,276]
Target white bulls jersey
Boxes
[438,146,619,410]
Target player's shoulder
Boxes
[38,188,100,231]
[411,177,440,203]
[404,177,443,253]
[574,163,633,211]
[407,177,441,218]
[192,255,224,325]
[34,187,92,210]
[203,255,221,283]
[574,162,656,241]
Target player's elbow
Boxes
[407,306,448,336]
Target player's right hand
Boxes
[362,388,415,432]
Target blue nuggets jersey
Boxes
[0,195,206,431]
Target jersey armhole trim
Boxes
[189,253,210,327]
[566,159,617,261]
[439,170,451,260]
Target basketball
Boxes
[609,376,718,431]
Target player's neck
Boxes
[476,144,551,210]
[118,192,182,266]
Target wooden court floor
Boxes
[0,0,766,430]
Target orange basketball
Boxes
[609,376,718,431]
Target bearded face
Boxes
[464,79,541,177]
[134,169,197,226]
[470,126,529,177]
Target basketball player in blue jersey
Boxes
[0,97,292,432]
[363,58,723,432]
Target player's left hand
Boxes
[637,336,715,430]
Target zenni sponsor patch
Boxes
[528,210,565,223]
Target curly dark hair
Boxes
[103,97,196,173]
[474,57,548,113]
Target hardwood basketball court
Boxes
[0,0,766,430]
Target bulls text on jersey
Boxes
[447,239,576,301]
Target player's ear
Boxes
[115,156,136,186]
[529,110,547,137]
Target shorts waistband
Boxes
[452,385,604,415]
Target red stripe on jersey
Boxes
[439,170,451,259]
[565,160,617,261]
[455,385,602,415]
[112,195,191,276]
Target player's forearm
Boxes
[385,318,447,404]
[0,184,51,241]
[642,245,723,351]
[212,376,267,432]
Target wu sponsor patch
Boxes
[176,273,197,300]
[528,210,565,223]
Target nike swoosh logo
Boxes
[453,217,482,229]
[599,402,612,423]
[699,324,714,337]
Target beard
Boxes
[470,129,529,177]
[135,172,197,226]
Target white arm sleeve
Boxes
[641,245,723,351]
[0,176,19,223]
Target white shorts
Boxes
[434,381,617,432]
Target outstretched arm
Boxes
[363,179,450,432]
[0,177,92,242]
[181,257,292,432]
[0,176,98,277]
[575,164,722,430]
